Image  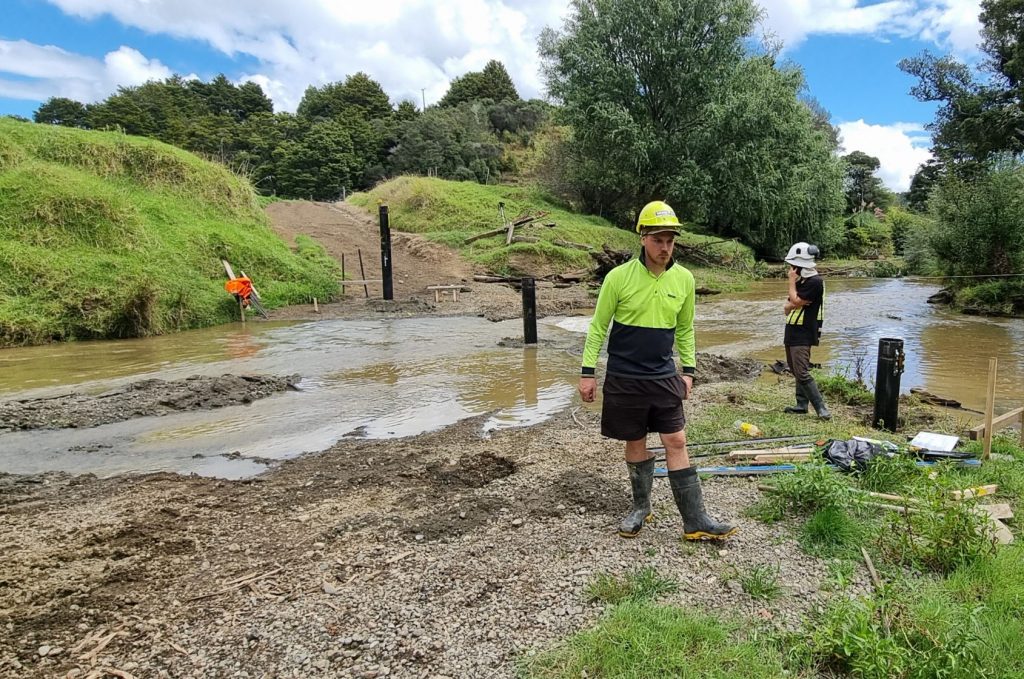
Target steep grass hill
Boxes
[349,176,754,277]
[0,119,339,346]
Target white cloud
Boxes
[36,0,565,110]
[757,0,982,54]
[1,1,984,114]
[0,39,170,104]
[837,119,933,191]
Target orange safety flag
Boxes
[224,276,254,301]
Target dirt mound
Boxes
[695,352,762,383]
[0,374,300,431]
[265,201,472,296]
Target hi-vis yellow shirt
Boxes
[581,255,696,379]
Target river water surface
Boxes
[1,278,1021,478]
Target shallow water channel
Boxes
[1,277,1021,479]
[0,317,580,478]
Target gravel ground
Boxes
[0,376,874,679]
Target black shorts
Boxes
[601,374,687,441]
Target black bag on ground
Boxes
[821,439,890,472]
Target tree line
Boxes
[33,61,542,201]
[26,0,1021,288]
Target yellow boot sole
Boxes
[617,513,653,538]
[683,526,739,541]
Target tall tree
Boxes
[439,60,520,107]
[33,97,89,127]
[297,73,391,120]
[906,159,943,212]
[538,0,842,253]
[842,151,893,213]
[900,0,1024,163]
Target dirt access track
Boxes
[264,201,597,322]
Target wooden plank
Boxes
[979,503,1013,521]
[950,484,998,501]
[752,454,810,463]
[727,446,811,459]
[969,406,1024,440]
[989,517,1014,544]
[510,235,539,244]
[221,259,237,280]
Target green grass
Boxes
[0,119,339,346]
[525,380,1024,678]
[349,176,755,282]
[522,600,787,679]
[799,506,871,558]
[736,564,782,601]
[584,567,678,605]
[955,279,1024,317]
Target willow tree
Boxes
[539,0,843,255]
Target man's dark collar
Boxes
[638,249,675,270]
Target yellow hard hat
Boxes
[636,200,681,235]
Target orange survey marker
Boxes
[225,276,255,306]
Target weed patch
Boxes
[734,564,781,601]
[584,567,678,605]
[800,506,869,558]
[523,600,785,678]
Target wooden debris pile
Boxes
[463,210,552,245]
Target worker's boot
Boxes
[669,467,737,541]
[803,379,832,421]
[618,457,655,538]
[784,382,809,414]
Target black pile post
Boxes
[378,204,394,301]
[872,337,905,432]
[522,277,537,344]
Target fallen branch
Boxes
[553,239,593,251]
[78,630,128,664]
[861,547,891,634]
[386,550,415,565]
[186,567,283,602]
[571,406,584,428]
[85,669,137,679]
[464,227,508,245]
[861,547,883,591]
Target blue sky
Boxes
[1,0,986,191]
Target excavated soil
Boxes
[0,379,874,679]
[264,200,598,324]
[0,374,300,432]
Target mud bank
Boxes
[0,374,301,432]
[0,372,876,679]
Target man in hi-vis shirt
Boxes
[578,201,736,541]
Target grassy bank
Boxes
[349,176,755,289]
[954,279,1024,317]
[0,119,339,346]
[524,374,1024,679]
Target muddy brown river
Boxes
[1,278,1021,478]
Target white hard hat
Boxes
[785,242,819,268]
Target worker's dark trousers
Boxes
[785,344,812,383]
